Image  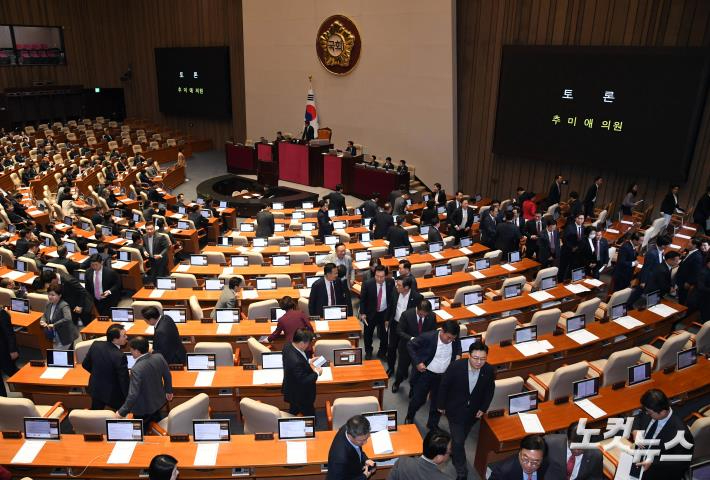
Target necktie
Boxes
[376,283,383,312]
[93,270,101,300]
[417,316,423,334]
[537,221,541,233]
[329,281,335,306]
[148,236,153,255]
[550,232,555,252]
[577,226,582,240]
[596,240,601,261]
[528,474,533,480]
[566,453,576,479]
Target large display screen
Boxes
[492,46,710,180]
[154,47,232,118]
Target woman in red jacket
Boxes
[267,296,314,344]
[522,192,537,221]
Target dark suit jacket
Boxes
[370,211,394,239]
[544,433,603,480]
[480,212,497,247]
[255,210,275,238]
[359,277,395,321]
[326,425,369,480]
[385,225,411,254]
[358,199,378,219]
[302,125,315,141]
[525,219,544,238]
[153,315,187,365]
[407,330,462,369]
[494,222,522,255]
[579,238,609,273]
[437,359,496,423]
[85,267,121,306]
[427,226,443,243]
[562,223,584,256]
[0,309,18,376]
[567,200,584,223]
[631,411,693,479]
[420,207,438,226]
[451,207,475,230]
[537,229,560,266]
[445,200,461,221]
[660,192,681,215]
[14,238,29,257]
[645,262,673,296]
[117,352,172,417]
[547,181,561,207]
[433,190,447,205]
[583,184,598,216]
[693,194,710,225]
[676,249,703,288]
[324,192,346,216]
[489,454,548,480]
[317,209,333,240]
[639,247,664,285]
[397,307,435,343]
[282,342,317,407]
[613,241,636,288]
[308,277,346,316]
[82,340,130,409]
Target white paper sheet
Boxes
[11,440,46,464]
[430,252,444,260]
[676,233,691,240]
[241,290,258,300]
[353,261,370,270]
[470,270,486,279]
[111,261,129,269]
[435,309,453,320]
[361,242,372,248]
[606,228,620,234]
[110,238,124,244]
[316,367,333,383]
[120,322,133,332]
[567,329,599,345]
[669,244,681,249]
[222,267,234,275]
[2,271,25,280]
[612,451,634,480]
[529,291,554,302]
[215,324,232,335]
[575,398,607,419]
[501,263,517,272]
[371,430,394,455]
[298,288,311,298]
[252,369,284,385]
[466,304,487,316]
[176,264,190,272]
[648,304,679,318]
[314,320,330,332]
[459,247,473,255]
[40,367,71,379]
[195,371,215,387]
[583,278,604,287]
[514,342,547,357]
[620,220,634,225]
[286,441,308,464]
[518,413,545,433]
[193,442,219,466]
[280,246,289,253]
[149,289,164,298]
[613,315,645,330]
[565,284,590,294]
[144,325,155,335]
[107,441,137,464]
[538,340,553,350]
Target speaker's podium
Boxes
[256,141,279,186]
[278,140,331,187]
[225,142,256,174]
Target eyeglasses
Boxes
[469,356,487,362]
[519,454,542,467]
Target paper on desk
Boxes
[430,252,444,260]
[669,244,681,249]
[195,371,215,387]
[353,261,370,270]
[538,340,553,350]
[46,251,59,258]
[613,315,644,330]
[286,441,308,464]
[252,369,284,385]
[371,429,394,455]
[170,213,182,219]
[361,242,372,248]
[315,320,329,331]
[470,270,486,279]
[107,441,137,464]
[466,304,487,316]
[1,271,25,280]
[144,325,155,335]
[11,440,46,464]
[565,283,590,294]
[584,278,604,287]
[298,288,311,298]
[529,291,554,302]
[575,398,607,419]
[500,263,517,272]
[110,237,124,244]
[149,289,164,298]
[280,246,289,253]
[435,309,453,320]
[648,304,678,318]
[317,367,333,382]
[514,341,547,357]
[40,367,71,379]
[216,323,232,335]
[459,247,473,255]
[120,322,134,332]
[676,233,691,240]
[241,290,258,300]
[170,228,181,234]
[112,261,129,269]
[567,329,599,345]
[176,264,190,272]
[518,413,545,433]
[606,228,620,234]
[193,442,219,466]
[620,220,634,225]
[221,266,234,275]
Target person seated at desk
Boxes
[267,296,313,344]
[22,240,46,270]
[387,429,452,480]
[363,155,379,168]
[383,156,395,170]
[301,120,315,142]
[544,421,603,480]
[282,328,321,416]
[326,414,377,480]
[345,140,357,156]
[148,454,179,480]
[396,159,408,175]
[212,276,243,319]
[5,203,25,225]
[488,434,550,479]
[420,200,438,226]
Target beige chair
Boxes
[247,299,279,320]
[267,236,286,246]
[151,393,210,435]
[194,342,238,366]
[485,275,526,300]
[119,246,146,274]
[247,337,271,364]
[27,292,49,312]
[325,396,380,430]
[0,287,15,306]
[560,297,601,326]
[204,251,227,265]
[524,267,559,292]
[369,247,387,260]
[245,252,264,265]
[488,376,525,413]
[410,241,426,253]
[288,251,310,264]
[447,256,469,273]
[240,397,292,434]
[687,321,710,355]
[528,308,561,336]
[46,262,70,277]
[595,288,632,320]
[483,249,502,262]
[40,232,58,246]
[639,331,691,371]
[525,361,589,402]
[0,397,66,431]
[170,273,198,288]
[482,317,518,345]
[189,295,210,320]
[410,262,432,278]
[587,347,642,387]
[68,409,115,434]
[74,336,105,363]
[264,274,292,289]
[314,340,352,362]
[0,247,14,268]
[18,256,40,273]
[132,301,163,320]
[448,285,483,306]
[690,416,710,460]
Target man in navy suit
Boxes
[626,235,671,307]
[675,237,704,305]
[537,218,560,268]
[559,213,585,281]
[326,415,376,480]
[82,323,129,409]
[488,434,549,479]
[142,306,186,365]
[404,321,461,429]
[437,340,496,480]
[612,233,641,292]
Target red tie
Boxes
[417,316,423,334]
[376,283,383,312]
[566,453,576,479]
[329,281,335,305]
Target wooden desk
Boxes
[474,356,710,475]
[133,287,302,305]
[0,267,37,286]
[0,426,421,479]
[171,264,322,283]
[203,244,332,257]
[9,309,50,351]
[376,244,489,270]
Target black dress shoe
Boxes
[391,383,399,393]
[403,417,413,424]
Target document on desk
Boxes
[316,367,333,383]
[176,264,190,272]
[353,261,370,270]
[280,246,289,253]
[149,289,164,298]
[613,315,644,330]
[565,283,590,294]
[435,309,453,320]
[361,242,372,248]
[11,440,46,464]
[40,367,72,379]
[144,325,155,335]
[513,341,547,357]
[430,252,444,260]
[648,304,679,318]
[241,290,258,300]
[371,430,394,455]
[583,278,604,287]
[1,270,25,280]
[298,288,311,298]
[528,290,554,302]
[107,441,137,464]
[676,233,691,240]
[252,369,284,385]
[193,442,219,466]
[470,270,486,280]
[500,263,517,272]
[620,220,634,225]
[314,320,330,332]
[518,413,545,433]
[606,228,620,234]
[286,441,308,464]
[459,247,473,255]
[195,371,215,387]
[575,398,607,419]
[466,304,487,316]
[221,266,234,275]
[111,261,129,269]
[110,237,124,244]
[566,329,599,345]
[216,323,232,335]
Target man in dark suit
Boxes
[645,251,681,297]
[0,309,18,397]
[385,217,411,255]
[85,254,121,316]
[326,415,376,480]
[693,186,710,234]
[308,263,345,317]
[547,175,564,208]
[583,176,602,219]
[544,422,603,480]
[116,337,173,431]
[142,306,187,365]
[142,222,169,282]
[427,217,443,243]
[488,434,549,480]
[675,237,704,305]
[390,286,426,390]
[255,204,275,238]
[559,213,585,281]
[301,120,315,142]
[524,212,545,259]
[388,185,405,206]
[480,205,498,248]
[317,200,334,242]
[445,191,464,221]
[388,430,452,480]
[282,329,320,416]
[566,191,584,225]
[578,227,609,279]
[405,321,461,429]
[626,235,671,307]
[612,233,641,292]
[431,182,447,206]
[370,203,394,239]
[451,199,475,245]
[14,229,31,257]
[359,265,394,360]
[358,193,379,219]
[323,184,347,216]
[494,210,522,256]
[629,389,693,479]
[50,245,81,275]
[345,140,357,156]
[660,185,684,222]
[82,323,130,410]
[437,340,496,480]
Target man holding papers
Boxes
[282,329,321,416]
[437,340,496,480]
[326,415,376,480]
[387,430,452,479]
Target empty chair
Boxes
[132,301,162,319]
[194,342,238,366]
[288,251,310,264]
[68,409,115,434]
[119,247,145,274]
[368,246,387,260]
[204,251,226,265]
[170,273,198,288]
[247,337,271,364]
[326,396,380,430]
[27,292,49,312]
[483,249,502,262]
[151,393,210,435]
[314,339,352,361]
[448,256,469,272]
[245,252,264,265]
[410,262,432,278]
[524,267,559,292]
[449,285,483,306]
[0,287,15,306]
[525,361,589,402]
[482,316,518,345]
[639,331,691,371]
[586,347,642,387]
[528,308,561,336]
[411,241,426,253]
[443,236,455,248]
[18,256,39,273]
[595,288,632,320]
[0,397,66,431]
[267,236,286,246]
[264,274,292,288]
[240,397,292,434]
[690,416,710,460]
[188,295,210,320]
[0,247,14,268]
[488,376,524,413]
[248,299,279,320]
[485,275,526,300]
[560,297,601,326]
[690,322,710,355]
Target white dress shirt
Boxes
[566,445,583,479]
[427,335,452,374]
[394,291,411,323]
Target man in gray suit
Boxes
[544,422,603,480]
[387,430,452,480]
[211,276,243,319]
[141,222,170,282]
[316,243,354,284]
[255,204,275,238]
[392,191,410,218]
[116,336,173,431]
